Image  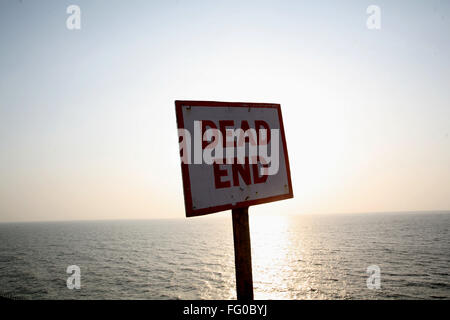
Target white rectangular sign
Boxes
[175,100,293,217]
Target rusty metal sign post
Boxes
[232,206,253,300]
[175,100,293,300]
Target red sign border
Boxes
[175,100,294,217]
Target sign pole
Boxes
[232,206,254,300]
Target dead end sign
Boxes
[175,100,293,217]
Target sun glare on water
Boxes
[251,215,309,299]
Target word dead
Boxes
[178,120,280,176]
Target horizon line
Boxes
[1,209,449,224]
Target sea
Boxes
[0,212,449,300]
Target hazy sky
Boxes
[0,0,449,222]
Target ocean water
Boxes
[0,212,449,300]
